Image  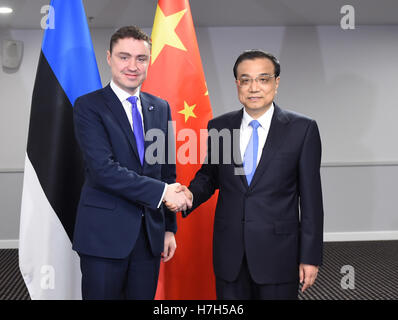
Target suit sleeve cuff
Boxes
[157,183,168,208]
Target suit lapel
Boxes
[248,104,290,190]
[102,84,141,164]
[140,92,156,138]
[140,92,158,170]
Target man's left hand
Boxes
[162,231,177,262]
[299,264,319,292]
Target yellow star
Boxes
[178,101,197,123]
[151,5,187,64]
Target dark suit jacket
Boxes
[186,104,324,284]
[72,84,176,259]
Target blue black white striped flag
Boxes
[19,0,101,299]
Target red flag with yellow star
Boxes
[142,0,217,299]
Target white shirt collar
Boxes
[242,103,274,129]
[110,80,141,103]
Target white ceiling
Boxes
[0,0,398,29]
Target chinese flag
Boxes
[142,0,217,299]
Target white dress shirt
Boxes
[240,104,274,168]
[110,80,145,132]
[109,80,167,209]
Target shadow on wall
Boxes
[323,74,376,232]
[278,26,376,233]
[196,27,224,118]
[277,26,376,163]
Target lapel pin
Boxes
[148,106,154,111]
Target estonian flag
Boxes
[18,0,101,299]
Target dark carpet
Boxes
[1,240,397,300]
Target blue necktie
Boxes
[127,96,145,165]
[243,120,260,185]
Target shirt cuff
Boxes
[157,183,168,208]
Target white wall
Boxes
[1,25,398,246]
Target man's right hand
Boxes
[163,183,192,212]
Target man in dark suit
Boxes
[169,50,324,299]
[72,26,191,300]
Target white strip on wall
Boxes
[0,240,19,249]
[324,231,398,242]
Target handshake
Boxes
[163,183,193,213]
